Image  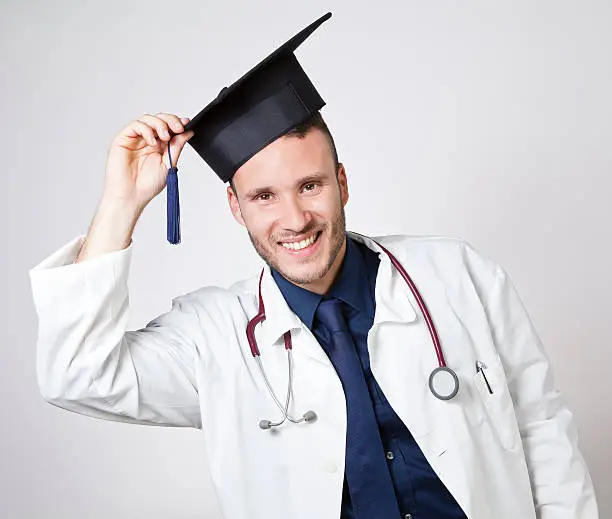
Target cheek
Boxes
[242,206,277,238]
[311,193,341,219]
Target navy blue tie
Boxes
[315,298,401,519]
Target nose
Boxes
[280,194,313,233]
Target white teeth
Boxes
[281,234,317,251]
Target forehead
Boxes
[232,128,335,191]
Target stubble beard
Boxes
[247,204,346,288]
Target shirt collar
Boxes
[271,235,373,328]
[271,267,322,330]
[327,235,373,316]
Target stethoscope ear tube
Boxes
[259,410,318,430]
[255,342,318,430]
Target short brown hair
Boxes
[284,111,339,171]
[229,111,338,190]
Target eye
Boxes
[256,193,272,201]
[302,182,321,193]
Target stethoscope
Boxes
[247,238,460,430]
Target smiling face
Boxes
[227,126,349,294]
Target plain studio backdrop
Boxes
[1,0,610,517]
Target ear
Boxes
[337,163,349,207]
[227,185,246,227]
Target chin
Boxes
[279,262,327,286]
[275,241,337,288]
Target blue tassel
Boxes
[166,146,181,244]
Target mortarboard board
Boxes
[165,12,333,244]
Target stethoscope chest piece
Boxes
[429,366,459,401]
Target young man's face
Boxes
[227,127,349,294]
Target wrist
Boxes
[75,196,142,262]
[97,194,143,225]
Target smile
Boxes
[280,232,321,251]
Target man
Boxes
[29,13,597,519]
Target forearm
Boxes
[30,235,202,428]
[76,195,142,262]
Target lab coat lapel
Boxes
[346,231,418,325]
[350,233,445,440]
[258,266,331,366]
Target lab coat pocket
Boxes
[473,360,521,451]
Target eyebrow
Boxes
[244,172,328,200]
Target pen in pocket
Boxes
[476,361,494,395]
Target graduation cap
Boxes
[165,12,332,244]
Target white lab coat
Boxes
[29,232,598,519]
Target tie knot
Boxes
[315,298,348,333]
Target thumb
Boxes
[165,130,194,168]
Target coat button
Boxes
[385,450,395,460]
[323,460,338,473]
[403,514,413,519]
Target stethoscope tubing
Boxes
[374,241,446,368]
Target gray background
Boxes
[2,0,610,517]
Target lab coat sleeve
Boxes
[470,247,598,518]
[29,235,203,429]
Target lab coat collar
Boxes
[259,266,305,347]
[258,231,418,350]
[349,232,418,327]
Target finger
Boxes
[126,120,158,148]
[138,114,172,142]
[166,130,194,167]
[154,112,186,135]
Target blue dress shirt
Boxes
[272,235,466,519]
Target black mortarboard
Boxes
[185,12,332,181]
[166,12,332,244]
